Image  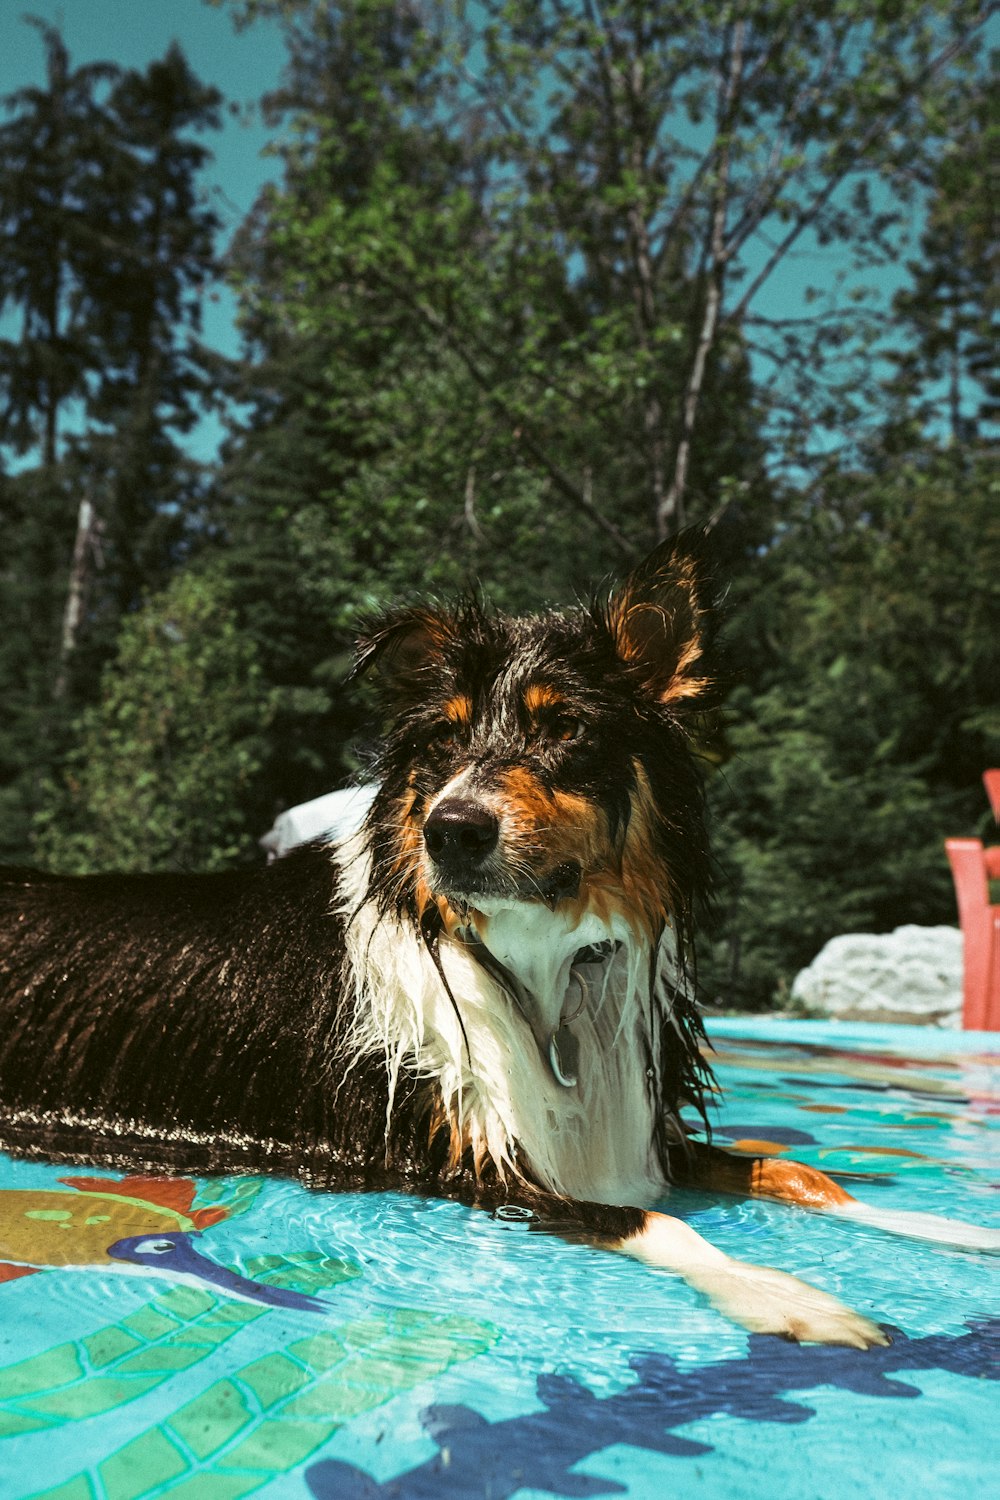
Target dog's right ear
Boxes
[351,606,453,697]
[606,529,715,707]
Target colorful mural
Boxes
[27,1303,498,1498]
[0,1019,996,1499]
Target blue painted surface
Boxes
[0,1019,996,1499]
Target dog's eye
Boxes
[429,721,466,751]
[549,714,585,744]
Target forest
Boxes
[0,0,996,1009]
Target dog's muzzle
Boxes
[423,796,582,906]
[423,797,500,886]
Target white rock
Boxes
[790,925,963,1027]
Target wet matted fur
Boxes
[3,535,989,1346]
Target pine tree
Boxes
[0,23,224,858]
[0,19,118,464]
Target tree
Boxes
[0,465,77,861]
[884,60,999,443]
[702,445,1000,1008]
[197,0,996,867]
[0,24,224,859]
[0,23,223,692]
[57,43,224,688]
[35,570,270,874]
[223,1,773,563]
[209,1,476,817]
[0,18,118,465]
[220,0,996,544]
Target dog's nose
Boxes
[423,798,499,866]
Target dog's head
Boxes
[354,533,716,1015]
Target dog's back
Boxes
[0,850,364,1176]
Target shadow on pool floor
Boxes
[307,1318,999,1499]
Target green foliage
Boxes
[0,465,78,861]
[885,57,1000,442]
[0,21,225,858]
[0,24,222,471]
[702,447,999,1008]
[208,0,779,816]
[35,572,269,873]
[703,693,963,1008]
[1,3,996,1020]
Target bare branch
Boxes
[726,5,997,325]
[55,489,97,700]
[463,464,484,542]
[658,16,746,538]
[723,28,849,264]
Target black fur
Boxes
[0,534,718,1248]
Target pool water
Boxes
[0,1018,996,1500]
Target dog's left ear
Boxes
[352,606,453,698]
[606,531,713,706]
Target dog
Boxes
[0,535,991,1347]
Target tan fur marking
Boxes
[609,555,709,704]
[497,768,608,871]
[428,1098,478,1174]
[442,694,473,726]
[751,1159,855,1208]
[618,763,674,934]
[412,870,468,939]
[390,788,422,880]
[524,682,566,714]
[556,762,673,942]
[477,763,674,944]
[395,789,459,936]
[683,1143,855,1208]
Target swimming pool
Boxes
[0,1018,996,1499]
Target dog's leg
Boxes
[680,1142,1000,1252]
[680,1141,855,1208]
[619,1209,888,1348]
[493,1188,887,1348]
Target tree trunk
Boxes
[55,491,96,700]
[658,20,745,540]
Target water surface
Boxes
[0,1018,996,1499]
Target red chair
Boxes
[946,771,1000,1030]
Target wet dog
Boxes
[3,536,983,1345]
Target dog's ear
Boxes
[352,606,453,696]
[606,531,714,706]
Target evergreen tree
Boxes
[0,22,224,859]
[65,44,224,684]
[0,19,119,464]
[0,465,76,861]
[885,62,999,443]
[211,0,497,817]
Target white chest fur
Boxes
[337,841,673,1206]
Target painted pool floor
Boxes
[0,1018,996,1500]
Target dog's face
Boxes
[357,535,714,1015]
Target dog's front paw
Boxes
[622,1211,887,1348]
[687,1260,889,1349]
